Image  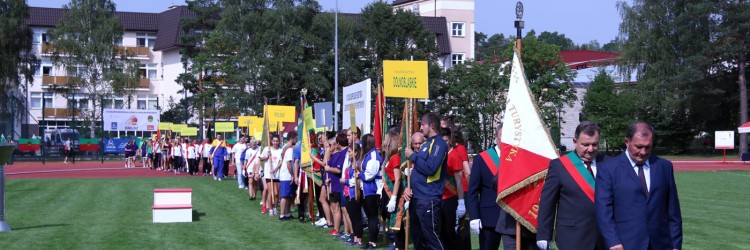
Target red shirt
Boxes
[454,144,469,192]
[384,154,401,181]
[444,145,467,200]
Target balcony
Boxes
[128,78,150,89]
[43,108,81,118]
[42,76,72,86]
[41,43,56,54]
[116,46,150,57]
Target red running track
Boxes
[3,159,749,179]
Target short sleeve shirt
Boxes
[384,154,401,181]
[279,146,294,181]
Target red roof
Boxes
[559,50,620,69]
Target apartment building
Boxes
[19,6,191,138]
[392,0,475,68]
[10,4,461,139]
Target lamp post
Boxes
[0,143,16,232]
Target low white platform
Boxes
[152,204,193,223]
[153,188,192,206]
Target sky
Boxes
[28,0,623,45]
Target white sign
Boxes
[715,131,735,149]
[342,79,372,134]
[103,109,160,131]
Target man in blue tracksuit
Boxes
[405,112,448,250]
[210,134,228,181]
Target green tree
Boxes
[582,70,636,152]
[0,0,40,137]
[538,31,576,51]
[47,0,140,137]
[180,0,221,138]
[617,0,745,153]
[475,32,510,61]
[437,60,506,150]
[501,31,578,146]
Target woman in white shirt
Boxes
[171,139,183,174]
[232,138,248,189]
[187,139,198,175]
[259,134,282,216]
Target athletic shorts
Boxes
[328,192,341,203]
[280,181,294,198]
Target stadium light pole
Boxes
[333,0,339,131]
[0,144,15,232]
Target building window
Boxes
[137,94,158,110]
[136,33,157,49]
[40,65,53,76]
[103,96,125,109]
[452,53,465,65]
[31,92,53,109]
[69,66,89,78]
[71,94,90,110]
[451,22,465,37]
[42,33,49,43]
[140,64,157,79]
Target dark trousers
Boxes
[297,191,308,219]
[202,157,210,174]
[480,227,502,250]
[441,196,460,249]
[173,156,183,170]
[347,196,363,238]
[409,198,445,250]
[223,160,229,177]
[188,158,198,175]
[363,195,380,243]
[153,153,161,169]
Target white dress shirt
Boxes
[625,150,651,191]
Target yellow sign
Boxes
[171,124,188,133]
[238,116,263,132]
[158,122,173,131]
[383,60,429,99]
[181,127,198,136]
[266,105,296,124]
[215,122,235,132]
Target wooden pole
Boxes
[516,222,521,249]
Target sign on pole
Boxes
[715,131,735,149]
[266,105,296,125]
[158,122,173,131]
[181,127,198,136]
[342,79,372,134]
[383,60,429,99]
[215,122,235,133]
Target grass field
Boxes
[0,171,749,249]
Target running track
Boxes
[3,159,750,179]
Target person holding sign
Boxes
[404,113,448,250]
[259,134,283,216]
[537,122,608,250]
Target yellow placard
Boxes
[171,124,188,133]
[383,60,429,99]
[181,127,198,136]
[158,122,173,131]
[266,105,296,124]
[238,116,263,131]
[215,122,235,132]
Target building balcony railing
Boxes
[42,108,81,118]
[116,46,150,57]
[127,78,150,89]
[42,43,150,57]
[42,76,72,86]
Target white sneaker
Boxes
[239,186,244,189]
[315,218,328,227]
[214,176,217,181]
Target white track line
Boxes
[7,168,139,175]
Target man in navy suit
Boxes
[595,122,682,250]
[468,125,518,250]
[537,121,608,250]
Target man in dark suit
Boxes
[595,122,682,250]
[468,125,517,250]
[537,121,608,250]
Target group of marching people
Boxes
[221,113,485,250]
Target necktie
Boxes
[585,161,594,177]
[637,163,648,197]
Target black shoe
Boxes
[298,216,305,223]
[361,243,376,249]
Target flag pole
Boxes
[403,98,412,250]
[513,2,524,248]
